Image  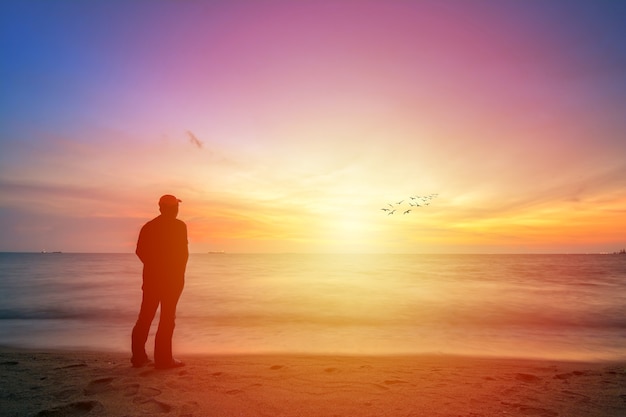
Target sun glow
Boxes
[317,213,379,253]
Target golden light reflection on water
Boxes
[179,254,626,360]
[184,254,474,354]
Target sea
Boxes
[0,253,625,361]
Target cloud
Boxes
[186,130,203,149]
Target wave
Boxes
[0,307,135,321]
[2,305,626,331]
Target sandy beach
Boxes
[1,348,624,417]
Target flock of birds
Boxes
[381,193,438,215]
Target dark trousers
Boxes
[131,284,183,365]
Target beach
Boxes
[1,348,625,417]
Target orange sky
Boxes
[1,1,625,253]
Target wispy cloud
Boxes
[186,130,203,149]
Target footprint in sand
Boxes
[180,401,200,416]
[384,379,408,385]
[561,390,591,400]
[515,373,542,383]
[131,386,163,407]
[225,389,244,395]
[34,400,103,416]
[519,406,558,416]
[57,363,87,370]
[83,377,115,395]
[123,383,140,397]
[133,398,172,413]
[502,402,557,417]
[604,367,625,376]
[140,386,162,397]
[53,388,80,400]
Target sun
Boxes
[311,211,383,253]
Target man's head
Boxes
[158,194,181,218]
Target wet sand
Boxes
[1,348,625,416]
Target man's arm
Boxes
[181,222,189,266]
[136,224,148,264]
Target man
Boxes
[131,194,189,369]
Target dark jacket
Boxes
[136,215,189,291]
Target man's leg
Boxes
[131,290,160,366]
[154,286,183,367]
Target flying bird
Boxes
[186,130,203,149]
[381,193,438,215]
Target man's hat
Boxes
[159,194,182,206]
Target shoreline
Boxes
[1,347,624,416]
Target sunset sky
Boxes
[1,0,625,254]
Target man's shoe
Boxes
[131,357,152,368]
[155,359,185,370]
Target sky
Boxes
[1,0,625,254]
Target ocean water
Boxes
[0,253,625,361]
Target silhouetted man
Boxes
[131,194,189,369]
